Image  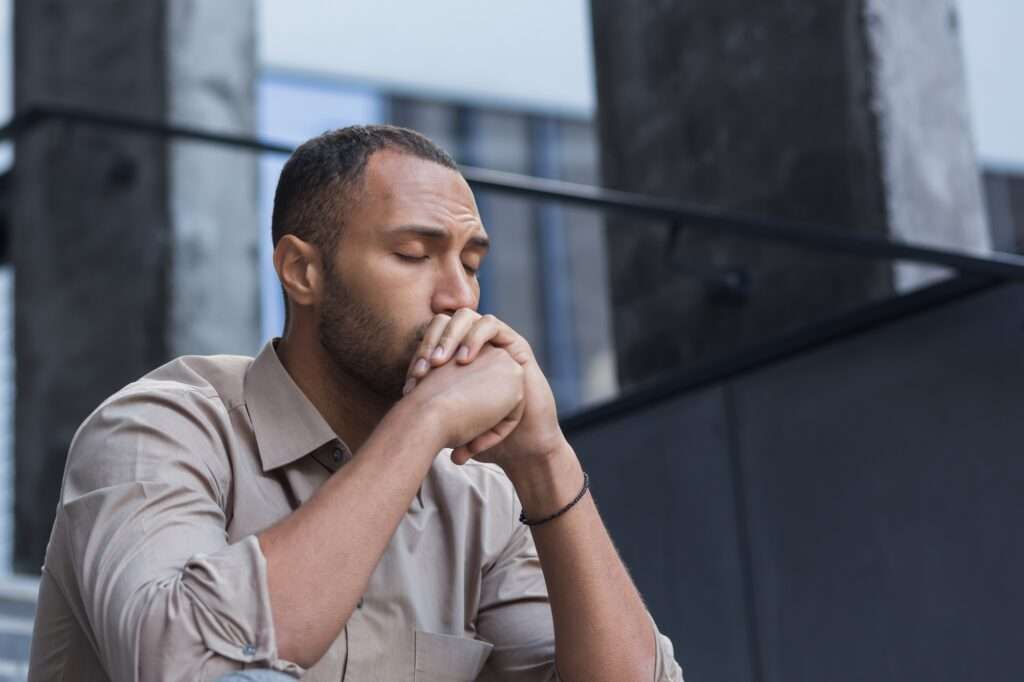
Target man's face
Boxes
[317,150,488,401]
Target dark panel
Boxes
[1011,173,1024,252]
[733,282,1024,682]
[982,171,1018,253]
[566,387,755,682]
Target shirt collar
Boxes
[244,338,340,472]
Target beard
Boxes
[318,266,425,402]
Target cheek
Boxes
[361,260,434,325]
[344,254,411,299]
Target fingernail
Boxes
[413,358,428,375]
[402,377,416,395]
[456,345,469,361]
[432,345,445,360]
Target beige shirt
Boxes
[28,340,683,681]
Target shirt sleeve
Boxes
[474,495,684,682]
[58,386,302,681]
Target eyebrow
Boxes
[387,224,490,250]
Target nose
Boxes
[431,257,478,315]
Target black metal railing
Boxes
[3,104,1022,423]
[3,104,1024,282]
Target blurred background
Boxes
[0,0,1022,680]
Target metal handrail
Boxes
[4,104,1024,281]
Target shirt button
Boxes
[242,644,256,657]
[332,448,344,463]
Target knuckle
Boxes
[466,324,487,341]
[426,315,450,336]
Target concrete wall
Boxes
[865,0,990,288]
[565,281,1024,682]
[167,1,260,357]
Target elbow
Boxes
[271,605,355,670]
[554,638,656,682]
[275,634,321,670]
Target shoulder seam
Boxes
[112,381,245,413]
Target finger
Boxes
[407,314,451,380]
[467,316,535,366]
[431,308,480,367]
[462,405,525,462]
[451,430,505,465]
[451,445,474,466]
[466,430,508,456]
[454,314,501,364]
[450,400,525,465]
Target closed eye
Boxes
[396,252,479,276]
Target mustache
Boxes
[402,320,432,361]
[413,321,429,345]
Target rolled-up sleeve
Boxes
[475,511,684,682]
[59,386,301,681]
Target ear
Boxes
[273,235,323,309]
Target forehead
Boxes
[353,150,481,229]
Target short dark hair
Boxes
[271,124,458,264]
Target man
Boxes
[28,125,683,681]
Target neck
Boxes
[275,331,393,454]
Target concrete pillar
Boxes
[590,0,989,387]
[12,1,256,572]
[167,2,260,357]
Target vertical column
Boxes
[12,1,257,572]
[590,0,988,388]
[13,1,170,572]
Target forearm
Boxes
[258,396,444,667]
[511,445,656,682]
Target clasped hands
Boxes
[400,309,566,472]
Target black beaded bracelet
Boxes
[519,472,590,527]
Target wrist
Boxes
[504,441,584,521]
[390,391,448,454]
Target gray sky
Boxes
[958,0,1024,169]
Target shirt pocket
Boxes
[414,631,494,682]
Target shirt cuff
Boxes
[182,535,303,677]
